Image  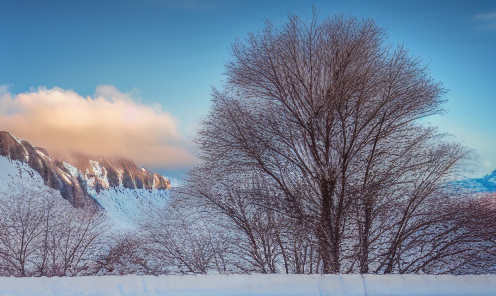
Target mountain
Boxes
[451,170,496,194]
[464,170,496,192]
[0,131,171,207]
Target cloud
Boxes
[475,12,496,20]
[475,11,496,31]
[0,85,197,169]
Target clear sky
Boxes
[0,0,495,178]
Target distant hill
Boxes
[454,170,496,193]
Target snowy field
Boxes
[0,274,495,296]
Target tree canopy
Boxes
[181,13,486,275]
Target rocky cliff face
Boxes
[0,131,171,206]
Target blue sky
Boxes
[0,0,495,177]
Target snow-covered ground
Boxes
[0,274,494,296]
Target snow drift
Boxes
[0,274,494,296]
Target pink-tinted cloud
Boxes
[0,85,196,169]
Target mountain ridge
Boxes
[0,131,171,206]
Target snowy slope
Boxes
[0,156,169,230]
[0,131,173,229]
[0,274,494,296]
[90,187,169,230]
[0,131,171,206]
[0,156,57,198]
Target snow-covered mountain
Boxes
[472,170,496,192]
[0,131,171,206]
[0,131,172,228]
[454,170,496,193]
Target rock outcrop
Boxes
[0,131,171,206]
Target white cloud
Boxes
[0,85,196,169]
[475,12,496,20]
[475,11,496,31]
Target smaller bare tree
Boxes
[91,233,150,275]
[0,188,110,277]
[0,189,46,276]
[138,195,231,275]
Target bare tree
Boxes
[50,205,109,276]
[138,195,233,275]
[0,189,46,276]
[180,171,282,274]
[0,188,110,277]
[91,233,150,275]
[187,12,474,274]
[447,192,496,274]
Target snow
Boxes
[0,274,494,296]
[63,161,80,178]
[0,157,50,196]
[0,157,15,191]
[1,156,169,231]
[2,156,494,296]
[362,274,496,295]
[89,159,110,189]
[90,187,169,230]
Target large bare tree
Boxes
[186,13,476,274]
